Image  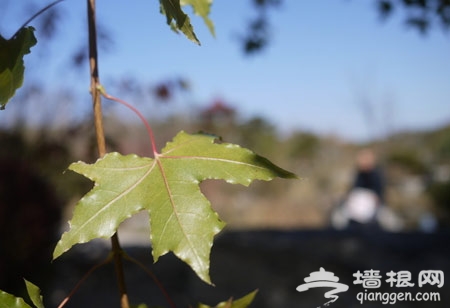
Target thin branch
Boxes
[87,0,106,157]
[111,234,130,308]
[57,255,113,308]
[87,1,130,307]
[12,0,65,38]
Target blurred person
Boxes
[331,148,385,229]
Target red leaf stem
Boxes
[99,88,159,157]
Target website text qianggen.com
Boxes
[353,269,444,305]
[357,289,440,305]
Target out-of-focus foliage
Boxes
[181,0,215,36]
[426,125,450,163]
[0,279,44,308]
[3,115,450,231]
[377,0,450,33]
[24,280,44,308]
[197,290,258,308]
[0,290,33,308]
[159,0,215,44]
[160,0,201,44]
[239,0,450,54]
[286,131,320,160]
[421,125,450,216]
[237,117,277,154]
[387,148,429,175]
[238,0,281,54]
[4,0,449,59]
[0,27,37,109]
[428,180,450,211]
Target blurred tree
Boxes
[427,125,450,164]
[377,0,450,33]
[238,0,282,54]
[427,180,450,222]
[387,148,429,175]
[198,98,237,139]
[238,116,278,155]
[4,0,449,57]
[200,99,236,124]
[238,0,450,54]
[287,131,320,160]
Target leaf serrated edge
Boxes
[54,153,156,259]
[24,280,44,308]
[152,154,225,284]
[160,0,201,44]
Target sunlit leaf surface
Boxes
[54,131,296,283]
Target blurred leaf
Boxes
[54,131,296,284]
[154,83,171,101]
[24,280,44,308]
[0,290,33,308]
[159,0,200,44]
[0,281,44,308]
[177,77,190,90]
[406,16,429,33]
[0,27,37,110]
[181,0,215,36]
[197,290,258,308]
[159,0,215,44]
[376,0,450,33]
[378,0,393,19]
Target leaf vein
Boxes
[156,157,203,268]
[69,160,157,240]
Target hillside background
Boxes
[1,95,449,307]
[2,100,449,231]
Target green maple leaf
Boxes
[0,279,44,308]
[54,131,296,284]
[160,0,200,44]
[159,0,215,44]
[24,280,44,308]
[0,290,32,308]
[0,27,37,110]
[181,0,215,36]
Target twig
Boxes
[87,1,130,307]
[111,234,130,308]
[57,255,112,308]
[87,0,106,157]
[12,0,65,38]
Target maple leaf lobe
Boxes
[55,131,296,284]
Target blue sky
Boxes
[1,0,449,141]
